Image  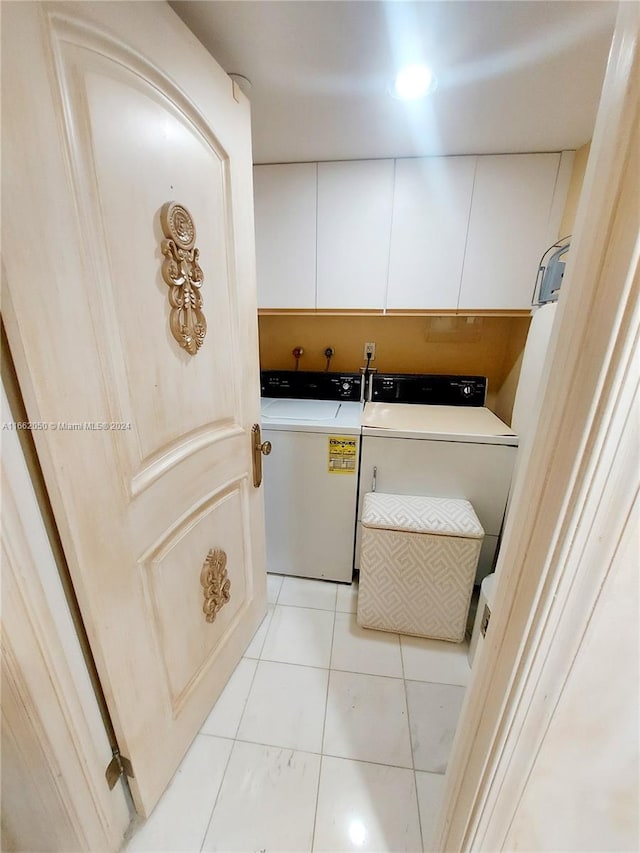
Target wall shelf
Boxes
[257,308,532,318]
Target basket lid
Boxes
[362,492,484,539]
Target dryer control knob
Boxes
[462,384,473,397]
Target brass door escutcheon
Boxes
[160,201,207,355]
[252,423,271,488]
[200,548,231,623]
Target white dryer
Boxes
[357,374,518,584]
[261,371,363,582]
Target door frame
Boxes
[435,4,639,848]
[1,369,132,851]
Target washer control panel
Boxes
[371,374,487,406]
[261,371,363,402]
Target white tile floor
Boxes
[124,574,471,853]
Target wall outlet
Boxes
[364,342,376,360]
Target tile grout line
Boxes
[249,658,405,681]
[398,636,417,775]
[274,575,341,612]
[231,656,262,741]
[311,606,337,851]
[273,575,284,605]
[311,754,325,853]
[247,644,467,687]
[197,737,237,852]
[198,603,276,852]
[319,749,414,772]
[254,603,276,658]
[197,731,439,775]
[272,600,338,611]
[400,635,426,853]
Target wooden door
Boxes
[2,1,266,817]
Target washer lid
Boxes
[362,403,518,445]
[261,398,363,434]
[262,399,341,421]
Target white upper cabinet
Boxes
[458,153,562,310]
[253,163,317,308]
[387,156,477,309]
[253,153,572,313]
[316,160,394,309]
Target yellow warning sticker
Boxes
[328,435,357,474]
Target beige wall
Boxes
[493,319,530,425]
[258,314,530,411]
[559,142,591,238]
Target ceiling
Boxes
[170,1,616,164]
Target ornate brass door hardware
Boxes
[200,548,231,623]
[160,202,207,355]
[252,423,271,488]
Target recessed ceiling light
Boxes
[392,64,436,100]
[348,819,367,846]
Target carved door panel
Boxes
[2,1,266,816]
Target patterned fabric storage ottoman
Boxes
[357,492,484,642]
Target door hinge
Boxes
[480,603,491,638]
[105,748,134,790]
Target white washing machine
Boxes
[261,371,363,582]
[357,374,518,584]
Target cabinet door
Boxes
[317,160,394,309]
[387,156,477,309]
[458,154,561,310]
[254,163,317,308]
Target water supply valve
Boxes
[324,347,334,371]
[292,346,304,370]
